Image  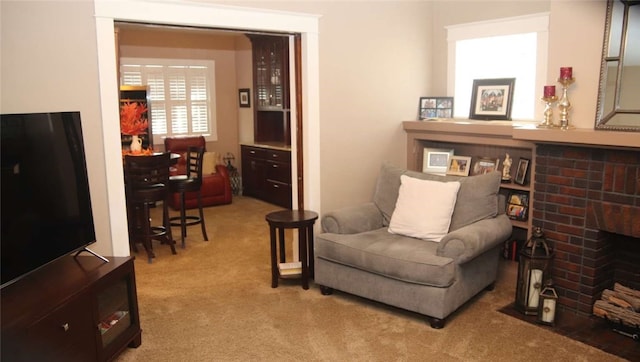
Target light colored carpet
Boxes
[115,196,623,362]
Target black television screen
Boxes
[1,112,96,288]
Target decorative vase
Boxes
[130,135,142,153]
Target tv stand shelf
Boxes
[1,256,141,362]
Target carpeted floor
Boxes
[115,196,625,361]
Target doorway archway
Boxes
[94,1,321,256]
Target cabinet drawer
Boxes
[241,146,267,159]
[24,295,96,361]
[266,180,292,209]
[266,149,290,164]
[267,161,291,184]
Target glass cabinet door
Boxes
[251,36,289,110]
[96,277,134,348]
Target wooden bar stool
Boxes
[168,146,208,248]
[124,153,177,263]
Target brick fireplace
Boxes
[533,144,640,316]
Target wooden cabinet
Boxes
[242,145,292,209]
[247,35,290,146]
[403,121,535,239]
[1,256,141,362]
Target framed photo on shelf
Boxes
[422,148,454,175]
[472,157,500,175]
[446,155,472,176]
[514,158,530,185]
[507,191,529,221]
[238,88,251,108]
[469,78,515,120]
[418,97,454,120]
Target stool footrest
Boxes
[169,216,202,227]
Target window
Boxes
[447,13,549,120]
[120,58,217,144]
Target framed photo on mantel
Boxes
[418,97,454,120]
[469,78,515,121]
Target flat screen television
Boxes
[1,111,96,288]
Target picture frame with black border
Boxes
[422,148,454,175]
[239,88,251,108]
[418,96,454,120]
[514,157,530,185]
[446,155,472,176]
[507,203,528,221]
[507,191,529,221]
[469,78,515,120]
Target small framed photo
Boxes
[422,148,454,175]
[418,97,454,120]
[507,191,529,221]
[472,157,500,176]
[469,78,515,120]
[446,155,472,176]
[507,204,528,221]
[239,88,251,108]
[507,192,529,207]
[514,158,530,185]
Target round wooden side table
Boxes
[265,210,318,290]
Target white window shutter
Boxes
[120,57,217,143]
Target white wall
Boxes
[1,1,114,256]
[547,0,606,129]
[235,1,434,213]
[0,0,615,256]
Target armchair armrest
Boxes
[437,214,512,264]
[214,164,229,178]
[321,202,384,234]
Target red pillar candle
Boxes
[544,85,556,97]
[560,67,573,80]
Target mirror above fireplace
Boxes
[595,0,640,132]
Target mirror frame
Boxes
[595,0,640,132]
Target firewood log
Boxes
[593,300,640,328]
[602,289,638,312]
[613,283,640,312]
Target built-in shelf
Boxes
[403,120,535,239]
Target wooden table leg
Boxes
[269,225,278,288]
[298,226,309,290]
[278,227,286,263]
[308,225,315,279]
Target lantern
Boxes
[515,227,554,315]
[537,280,558,326]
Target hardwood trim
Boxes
[294,33,304,210]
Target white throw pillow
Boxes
[201,151,218,175]
[388,175,460,242]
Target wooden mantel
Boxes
[403,120,640,150]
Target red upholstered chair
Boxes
[164,136,232,210]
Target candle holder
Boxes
[538,96,558,128]
[557,77,575,130]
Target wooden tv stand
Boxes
[1,255,142,361]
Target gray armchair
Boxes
[314,163,512,328]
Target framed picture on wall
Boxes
[469,78,515,120]
[239,88,251,108]
[418,97,454,120]
[422,148,454,175]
